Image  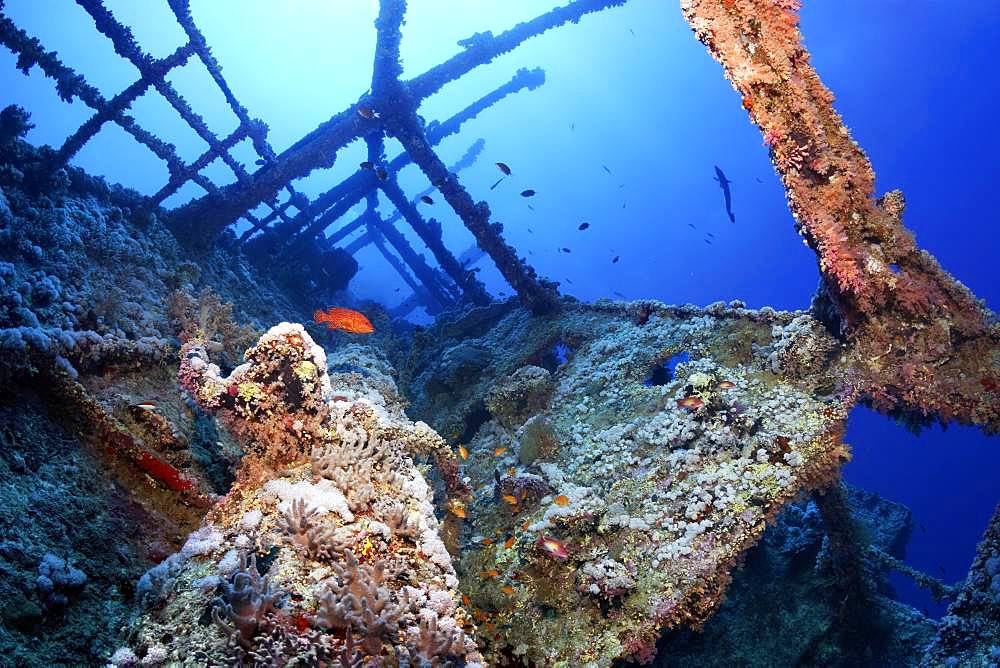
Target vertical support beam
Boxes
[378,177,491,306]
[382,104,559,313]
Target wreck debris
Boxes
[680,0,1000,432]
[401,299,853,664]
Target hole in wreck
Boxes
[459,399,492,444]
[643,351,689,386]
[528,339,574,374]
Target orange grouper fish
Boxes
[312,307,374,334]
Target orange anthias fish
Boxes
[504,536,516,549]
[500,585,515,595]
[494,447,508,457]
[501,494,519,506]
[458,445,469,460]
[717,380,737,390]
[553,494,570,506]
[537,535,569,561]
[313,307,375,334]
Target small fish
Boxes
[602,165,611,174]
[578,222,590,231]
[394,287,400,292]
[755,176,764,183]
[919,523,927,533]
[507,467,517,476]
[687,223,696,229]
[490,177,505,190]
[494,447,508,457]
[569,122,575,131]
[707,232,715,238]
[612,255,620,264]
[462,594,471,606]
[254,158,266,166]
[527,228,534,234]
[520,189,536,197]
[537,535,569,561]
[502,494,518,506]
[613,291,626,298]
[134,401,158,411]
[677,396,704,410]
[496,162,511,175]
[504,536,516,549]
[357,106,376,119]
[565,278,573,284]
[561,247,571,254]
[420,195,434,205]
[360,161,374,170]
[622,202,626,209]
[313,307,375,334]
[521,521,530,531]
[481,569,499,579]
[527,204,535,211]
[500,585,515,595]
[704,239,712,245]
[554,495,570,506]
[629,27,636,36]
[450,505,467,519]
[481,538,493,546]
[717,380,736,390]
[938,565,945,575]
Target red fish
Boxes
[313,307,375,334]
[677,396,704,410]
[537,535,569,561]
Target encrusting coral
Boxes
[121,323,483,665]
[400,298,853,665]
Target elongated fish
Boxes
[714,165,736,223]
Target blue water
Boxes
[2,0,997,617]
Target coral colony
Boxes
[0,0,997,666]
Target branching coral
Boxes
[314,551,400,655]
[212,552,283,649]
